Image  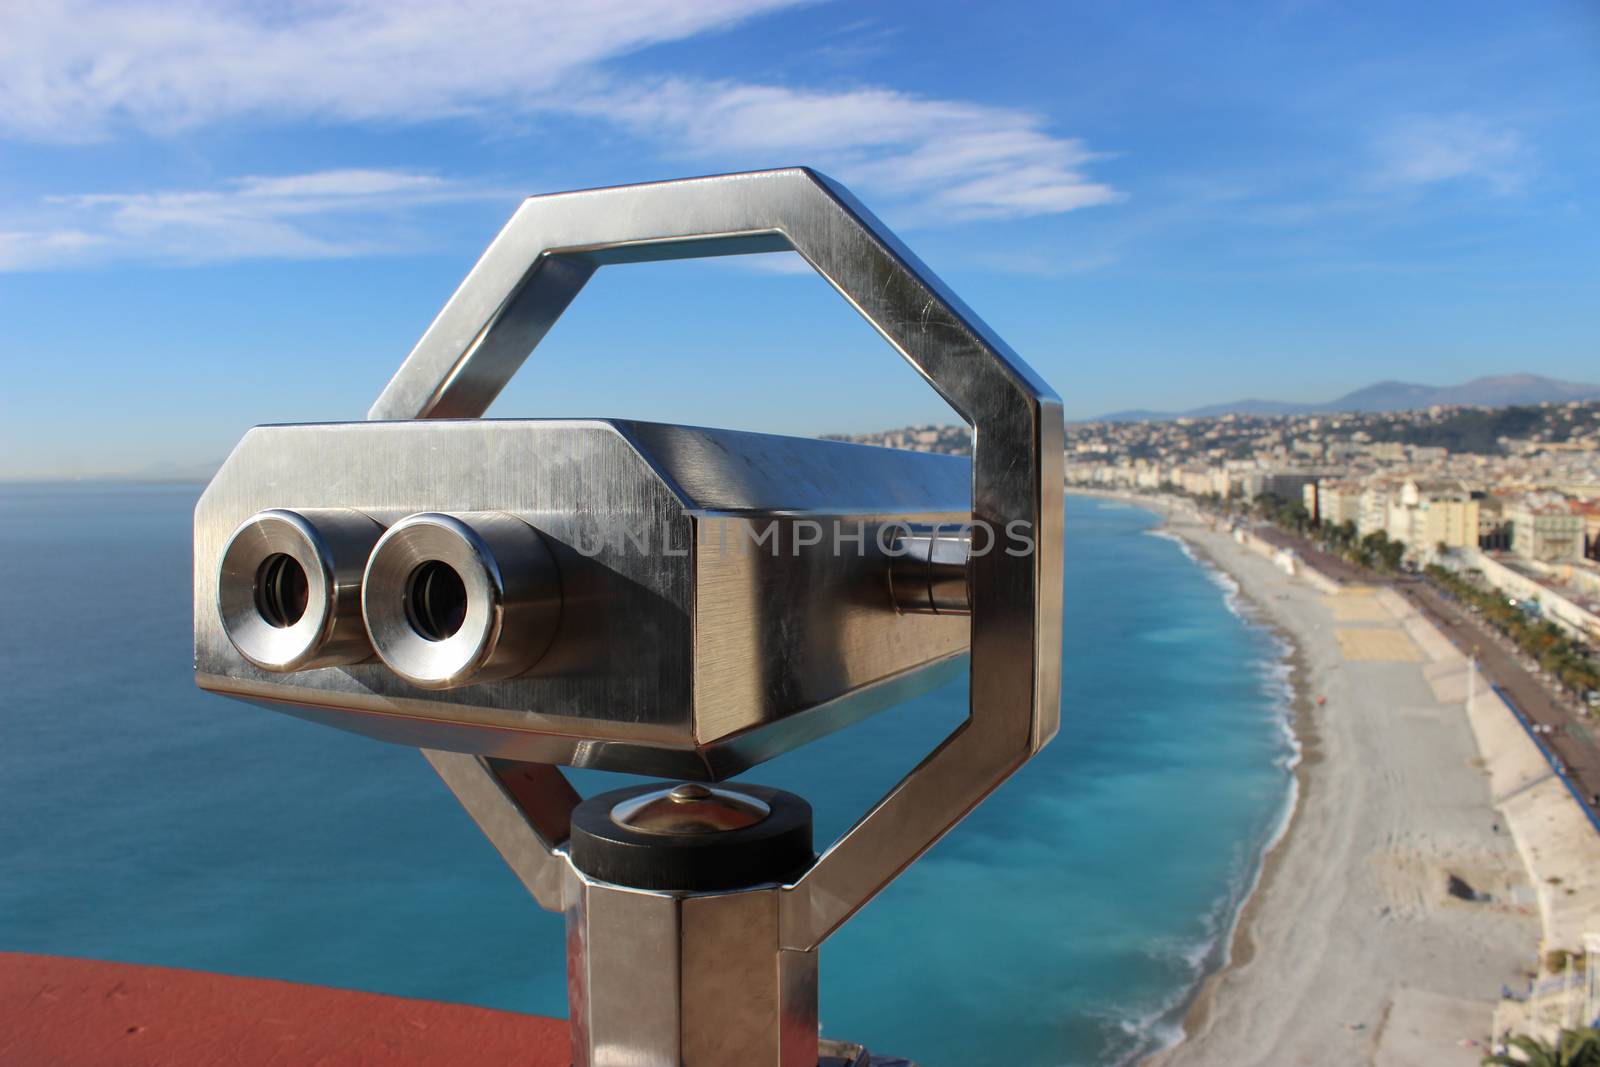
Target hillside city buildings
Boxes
[832,402,1600,646]
[1060,402,1600,645]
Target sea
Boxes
[0,485,1296,1067]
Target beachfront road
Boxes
[1253,525,1600,810]
[1403,581,1600,803]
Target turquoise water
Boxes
[0,486,1294,1066]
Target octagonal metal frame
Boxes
[380,168,1063,949]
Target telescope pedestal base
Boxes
[565,783,824,1067]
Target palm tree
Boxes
[1485,1027,1600,1066]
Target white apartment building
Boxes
[1395,483,1478,556]
[1320,482,1364,529]
[1510,497,1585,562]
[1382,480,1481,554]
[1417,492,1480,552]
[1240,470,1321,503]
[1359,481,1397,536]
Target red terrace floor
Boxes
[0,952,569,1066]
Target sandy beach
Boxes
[1121,497,1542,1067]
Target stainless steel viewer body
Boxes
[197,419,972,780]
[193,168,1064,1067]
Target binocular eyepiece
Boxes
[216,508,380,673]
[363,512,562,689]
[218,508,562,689]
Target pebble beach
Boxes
[1133,499,1543,1067]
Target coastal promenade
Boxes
[1402,580,1600,805]
[1137,501,1540,1067]
[1252,525,1600,806]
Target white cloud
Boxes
[0,168,497,269]
[0,0,804,139]
[1376,114,1528,193]
[588,80,1123,221]
[0,228,108,271]
[0,0,1124,252]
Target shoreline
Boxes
[1150,510,1320,1051]
[1102,491,1316,1060]
[1073,488,1540,1066]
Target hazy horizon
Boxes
[6,368,1597,483]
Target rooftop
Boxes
[0,952,569,1067]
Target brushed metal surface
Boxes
[565,874,818,1067]
[195,418,969,779]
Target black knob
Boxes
[568,782,813,892]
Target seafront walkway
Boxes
[1404,581,1600,809]
[1249,525,1600,809]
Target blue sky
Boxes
[2,1,1597,479]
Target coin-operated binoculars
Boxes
[194,169,1063,1067]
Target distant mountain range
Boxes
[1093,374,1600,422]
